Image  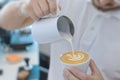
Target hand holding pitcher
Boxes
[21,0,57,21]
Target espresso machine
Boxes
[0,27,33,51]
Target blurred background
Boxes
[0,0,50,80]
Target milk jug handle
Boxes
[41,6,61,19]
[41,0,61,19]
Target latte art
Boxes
[67,54,84,61]
[60,51,89,64]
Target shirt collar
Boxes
[96,9,120,20]
[87,0,120,20]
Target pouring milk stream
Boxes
[30,0,82,61]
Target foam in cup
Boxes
[60,51,89,64]
[60,51,90,72]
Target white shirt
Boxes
[47,0,120,80]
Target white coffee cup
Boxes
[32,16,74,44]
[60,51,90,73]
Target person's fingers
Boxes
[63,70,69,80]
[89,59,101,75]
[24,0,38,21]
[89,59,104,80]
[31,0,43,19]
[63,69,78,80]
[47,0,57,15]
[38,0,49,15]
[58,4,62,11]
[69,67,89,80]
